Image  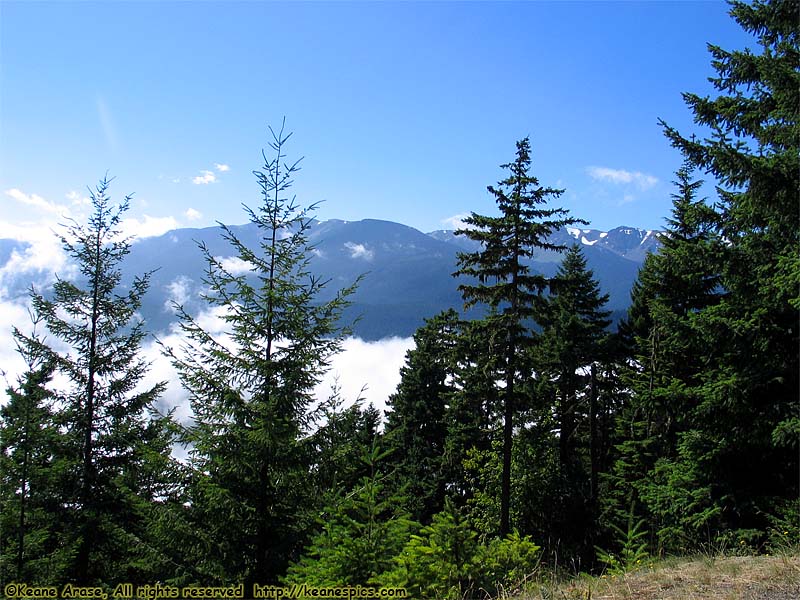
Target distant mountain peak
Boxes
[1,217,661,340]
[430,224,660,261]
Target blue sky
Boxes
[1,0,753,239]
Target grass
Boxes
[510,554,800,600]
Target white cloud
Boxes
[137,335,193,426]
[214,163,230,172]
[66,190,91,207]
[586,166,658,190]
[0,296,75,408]
[164,276,194,313]
[313,336,413,415]
[192,170,217,185]
[0,221,69,288]
[120,215,179,240]
[344,242,374,261]
[618,194,636,206]
[216,256,251,275]
[0,299,35,393]
[184,208,203,221]
[6,188,69,216]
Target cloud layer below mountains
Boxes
[1,292,413,430]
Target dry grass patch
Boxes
[520,555,800,600]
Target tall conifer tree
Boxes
[15,178,174,584]
[657,0,799,538]
[167,122,357,584]
[384,309,460,523]
[540,245,611,473]
[453,137,584,535]
[605,164,722,552]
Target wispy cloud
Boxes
[215,256,251,275]
[120,215,179,240]
[66,190,91,207]
[184,208,203,221]
[587,166,658,190]
[191,163,229,185]
[163,276,194,313]
[192,170,217,185]
[96,97,119,152]
[6,188,69,216]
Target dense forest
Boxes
[1,1,797,597]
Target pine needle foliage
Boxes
[0,345,65,585]
[13,177,173,585]
[453,137,585,536]
[656,0,799,542]
[166,121,358,585]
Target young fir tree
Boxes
[14,177,174,584]
[384,309,460,523]
[453,137,584,535]
[657,0,799,540]
[284,442,415,586]
[166,122,357,585]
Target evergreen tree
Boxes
[533,245,611,555]
[309,391,382,505]
[657,0,799,540]
[540,245,611,473]
[14,177,174,584]
[453,137,584,535]
[166,122,357,584]
[284,443,414,587]
[604,164,722,553]
[0,346,65,584]
[442,317,499,507]
[384,309,460,523]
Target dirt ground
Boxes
[533,555,800,600]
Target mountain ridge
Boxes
[0,218,660,340]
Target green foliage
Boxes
[0,355,72,584]
[454,137,584,535]
[384,309,460,522]
[308,389,381,504]
[595,512,649,576]
[165,123,357,584]
[637,435,723,554]
[285,443,415,587]
[478,531,542,596]
[382,500,480,599]
[441,318,498,505]
[766,499,800,555]
[10,177,175,585]
[462,443,503,537]
[383,499,540,599]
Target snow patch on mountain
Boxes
[344,242,374,260]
